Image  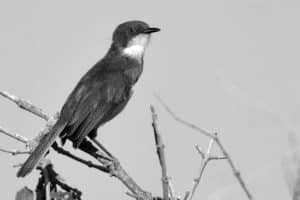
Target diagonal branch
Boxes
[0,91,49,120]
[213,136,252,199]
[0,126,28,143]
[154,94,214,138]
[155,95,253,200]
[0,148,29,155]
[189,137,219,200]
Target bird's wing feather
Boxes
[71,104,111,147]
[17,66,127,177]
[17,122,67,177]
[62,74,127,147]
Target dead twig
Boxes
[0,90,153,200]
[0,91,49,120]
[189,136,225,200]
[183,191,190,200]
[150,105,173,200]
[0,148,29,155]
[213,136,252,199]
[0,126,28,143]
[154,94,214,138]
[155,95,253,200]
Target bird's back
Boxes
[58,50,143,147]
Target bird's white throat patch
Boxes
[122,34,150,60]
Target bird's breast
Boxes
[123,64,143,85]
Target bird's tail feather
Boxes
[17,122,67,178]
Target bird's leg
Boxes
[51,142,109,173]
[88,129,114,159]
[90,138,114,158]
[87,130,119,175]
[89,137,122,177]
[76,139,112,161]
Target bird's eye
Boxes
[129,27,135,34]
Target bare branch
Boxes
[194,145,205,159]
[168,181,176,200]
[189,138,215,200]
[0,148,29,155]
[214,136,253,199]
[154,94,214,138]
[208,156,227,160]
[156,96,254,200]
[183,191,190,200]
[0,126,28,143]
[150,105,173,200]
[0,91,49,120]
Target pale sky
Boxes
[0,0,299,199]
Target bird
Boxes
[17,20,160,177]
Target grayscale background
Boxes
[0,0,298,199]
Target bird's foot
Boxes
[95,150,113,162]
[94,154,119,176]
[91,138,114,158]
[105,157,120,177]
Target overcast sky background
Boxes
[0,0,299,199]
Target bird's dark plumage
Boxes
[17,20,160,177]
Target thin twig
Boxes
[195,145,226,160]
[195,145,205,159]
[126,192,139,199]
[209,156,227,160]
[0,91,49,120]
[0,148,29,155]
[0,126,28,143]
[189,138,215,200]
[150,105,172,200]
[168,181,176,200]
[183,191,190,200]
[154,94,214,138]
[214,136,253,199]
[156,95,253,200]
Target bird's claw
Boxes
[103,157,120,176]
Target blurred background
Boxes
[0,0,299,199]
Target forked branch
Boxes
[155,95,253,200]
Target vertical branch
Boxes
[150,105,172,200]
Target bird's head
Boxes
[112,21,160,59]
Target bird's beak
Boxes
[144,27,161,34]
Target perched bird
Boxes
[17,20,160,177]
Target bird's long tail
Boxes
[17,122,67,178]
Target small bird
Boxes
[17,20,160,177]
